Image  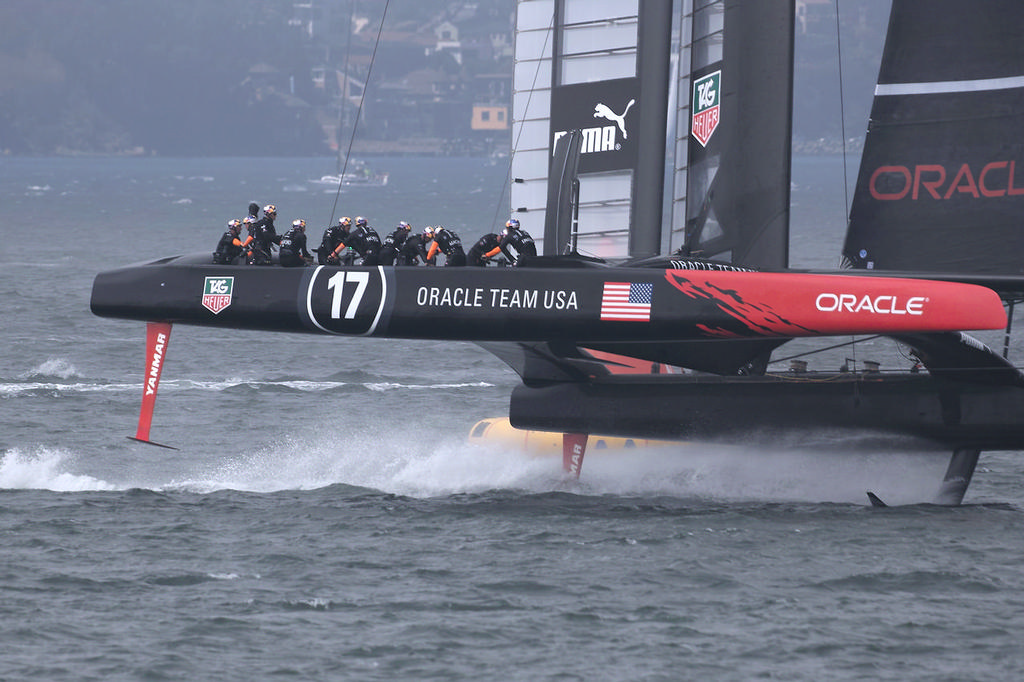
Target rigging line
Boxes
[491,13,556,234]
[833,1,851,234]
[329,0,391,227]
[335,0,356,171]
[769,335,881,364]
[832,1,861,389]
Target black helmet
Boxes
[248,202,260,216]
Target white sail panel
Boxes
[563,0,638,25]
[512,119,551,152]
[560,21,638,55]
[560,54,637,84]
[517,0,557,30]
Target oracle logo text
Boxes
[869,161,1024,200]
[815,293,925,316]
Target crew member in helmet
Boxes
[329,215,381,266]
[426,225,466,266]
[497,218,536,265]
[379,221,412,265]
[240,203,260,260]
[212,219,246,264]
[239,215,257,261]
[248,204,281,265]
[398,226,432,266]
[466,232,503,266]
[318,217,351,265]
[279,219,312,267]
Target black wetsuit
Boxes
[279,227,311,267]
[212,230,244,265]
[432,229,466,267]
[317,225,346,264]
[467,233,501,266]
[498,227,537,264]
[398,234,429,265]
[339,225,382,266]
[379,227,410,265]
[248,216,280,265]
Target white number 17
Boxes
[327,271,369,319]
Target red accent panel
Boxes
[664,271,1006,336]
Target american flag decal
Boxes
[600,282,653,322]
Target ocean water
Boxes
[2,156,1023,681]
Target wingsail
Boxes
[843,0,1024,278]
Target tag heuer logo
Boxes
[202,276,234,314]
[691,71,721,147]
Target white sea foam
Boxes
[0,447,120,492]
[163,432,556,496]
[21,358,82,380]
[0,375,493,398]
[150,425,952,503]
[569,443,948,504]
[0,381,137,397]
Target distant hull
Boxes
[311,172,389,187]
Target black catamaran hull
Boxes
[91,254,1005,341]
[508,371,1024,452]
[91,253,1021,453]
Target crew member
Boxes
[239,215,257,261]
[279,219,312,267]
[380,221,412,265]
[466,232,502,266]
[426,225,466,266]
[399,227,431,266]
[248,204,281,265]
[212,219,245,264]
[497,218,537,265]
[329,215,382,266]
[318,217,350,264]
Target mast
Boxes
[630,1,674,258]
[678,1,795,270]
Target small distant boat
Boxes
[311,160,388,187]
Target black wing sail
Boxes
[843,0,1024,275]
[683,1,794,270]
